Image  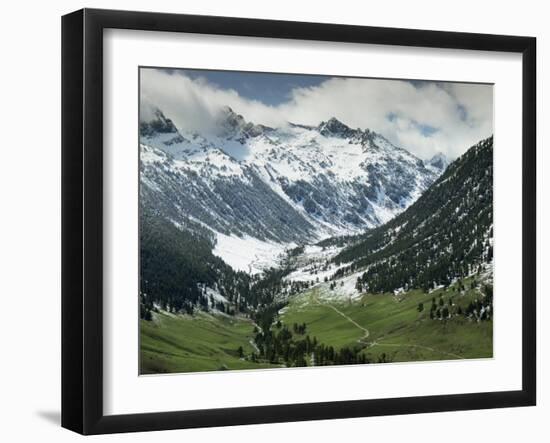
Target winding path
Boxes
[311,291,464,360]
[312,293,370,343]
[248,339,260,353]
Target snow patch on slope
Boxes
[213,232,295,274]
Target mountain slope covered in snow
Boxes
[140,107,439,252]
[425,152,450,174]
[333,136,493,293]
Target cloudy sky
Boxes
[140,67,493,160]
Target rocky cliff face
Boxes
[139,107,440,244]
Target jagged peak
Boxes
[425,152,449,172]
[217,105,246,127]
[139,108,178,137]
[220,105,235,114]
[326,116,347,126]
[317,117,356,137]
[430,151,448,161]
[215,106,273,140]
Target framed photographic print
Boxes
[61,8,536,435]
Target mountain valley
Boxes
[139,106,493,373]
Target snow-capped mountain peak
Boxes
[425,152,449,173]
[139,106,444,263]
[139,108,179,137]
[215,106,248,136]
[317,117,357,138]
[215,106,273,141]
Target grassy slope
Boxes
[141,277,492,373]
[280,278,492,363]
[140,311,278,374]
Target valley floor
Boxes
[140,275,492,374]
[140,311,279,374]
[280,282,492,363]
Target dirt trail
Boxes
[312,293,369,343]
[312,291,464,360]
[248,339,260,353]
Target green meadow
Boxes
[140,311,279,374]
[141,277,492,373]
[280,280,493,363]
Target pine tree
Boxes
[332,137,493,294]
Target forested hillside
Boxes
[140,209,301,319]
[334,137,493,293]
[139,209,252,317]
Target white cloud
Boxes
[140,69,493,160]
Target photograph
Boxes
[138,67,494,374]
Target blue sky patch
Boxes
[172,69,331,106]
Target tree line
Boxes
[332,137,494,294]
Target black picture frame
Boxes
[61,8,537,435]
